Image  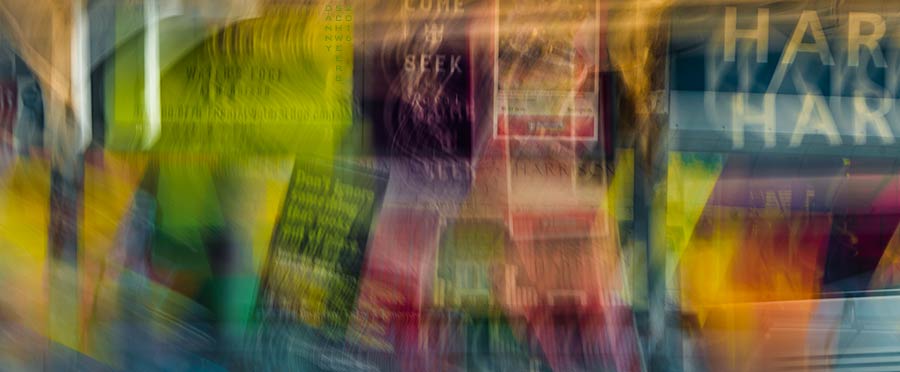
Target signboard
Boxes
[670,2,900,155]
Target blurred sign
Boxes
[493,0,601,141]
[670,3,900,154]
[107,2,353,154]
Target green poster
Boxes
[106,3,353,155]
